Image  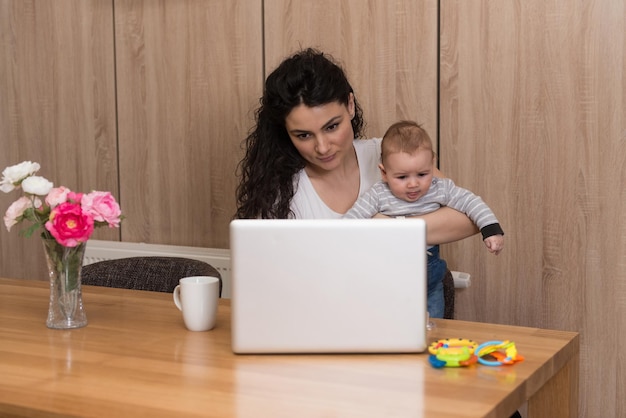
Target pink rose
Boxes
[81,191,122,227]
[67,191,83,203]
[45,186,71,208]
[45,202,94,247]
[4,196,32,231]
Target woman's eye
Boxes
[326,123,339,131]
[296,133,311,140]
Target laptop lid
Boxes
[229,219,427,354]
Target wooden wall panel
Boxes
[264,0,438,140]
[440,1,626,416]
[0,0,118,280]
[114,0,262,248]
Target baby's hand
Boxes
[484,235,504,255]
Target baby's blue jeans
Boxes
[427,245,447,319]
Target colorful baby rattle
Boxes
[474,340,525,366]
[428,338,478,368]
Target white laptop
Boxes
[229,218,427,354]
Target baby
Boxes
[344,120,504,317]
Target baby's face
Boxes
[379,149,434,202]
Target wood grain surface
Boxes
[439,1,625,416]
[0,278,578,418]
[0,0,119,280]
[114,0,262,247]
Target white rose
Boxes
[0,161,41,193]
[21,176,53,196]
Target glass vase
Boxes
[42,238,88,329]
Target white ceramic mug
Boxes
[173,276,220,331]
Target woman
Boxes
[236,48,477,245]
[236,52,516,418]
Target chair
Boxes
[81,256,222,297]
[443,269,455,319]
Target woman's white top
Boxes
[290,138,382,219]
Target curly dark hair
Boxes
[235,48,365,219]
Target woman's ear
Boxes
[348,93,355,119]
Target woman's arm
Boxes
[373,207,478,244]
[418,207,478,246]
[424,167,478,244]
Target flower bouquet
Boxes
[2,161,123,329]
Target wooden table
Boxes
[0,278,578,418]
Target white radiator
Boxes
[84,240,232,298]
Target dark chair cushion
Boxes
[81,256,222,296]
[443,269,455,319]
